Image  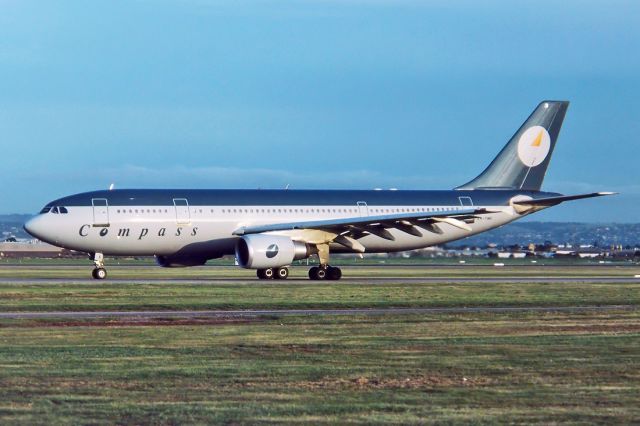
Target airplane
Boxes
[24,101,614,280]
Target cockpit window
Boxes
[40,205,68,214]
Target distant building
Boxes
[0,241,79,258]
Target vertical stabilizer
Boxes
[456,101,569,191]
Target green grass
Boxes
[0,264,639,312]
[1,259,639,280]
[0,311,638,424]
[0,280,638,312]
[0,264,638,424]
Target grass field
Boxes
[0,263,638,424]
[0,264,639,312]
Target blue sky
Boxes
[1,0,638,221]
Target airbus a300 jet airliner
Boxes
[24,101,614,280]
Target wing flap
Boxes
[334,235,366,252]
[233,208,484,237]
[432,217,473,232]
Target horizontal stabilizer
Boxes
[513,192,617,207]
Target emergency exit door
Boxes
[357,201,369,217]
[91,198,110,227]
[173,198,190,225]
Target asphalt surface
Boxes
[0,305,636,319]
[5,263,638,268]
[1,266,637,319]
[1,276,640,285]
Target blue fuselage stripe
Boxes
[45,189,560,208]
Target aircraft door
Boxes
[357,201,369,217]
[458,196,474,207]
[92,198,110,227]
[173,198,191,225]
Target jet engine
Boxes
[155,255,208,268]
[235,234,315,269]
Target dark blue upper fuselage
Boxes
[43,188,562,209]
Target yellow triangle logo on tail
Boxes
[531,130,544,147]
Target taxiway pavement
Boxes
[1,277,640,285]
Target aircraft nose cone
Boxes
[24,216,45,240]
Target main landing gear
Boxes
[257,267,289,280]
[256,265,342,281]
[256,265,342,280]
[309,265,342,281]
[308,243,342,280]
[256,244,343,281]
[91,252,107,280]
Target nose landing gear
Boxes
[92,267,107,280]
[91,253,107,280]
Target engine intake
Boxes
[235,235,315,269]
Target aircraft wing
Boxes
[233,208,489,251]
[512,191,617,207]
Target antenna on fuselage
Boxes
[285,184,290,190]
[109,183,115,191]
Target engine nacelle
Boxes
[155,255,208,268]
[235,234,315,269]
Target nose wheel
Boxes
[92,267,107,280]
[309,266,341,280]
[90,253,108,280]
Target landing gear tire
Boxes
[91,253,107,280]
[308,266,319,280]
[309,266,341,281]
[92,267,107,280]
[326,266,342,281]
[257,268,275,280]
[309,266,327,280]
[275,267,289,280]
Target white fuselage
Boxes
[26,202,518,257]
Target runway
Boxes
[1,276,640,285]
[0,305,636,319]
[0,266,640,320]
